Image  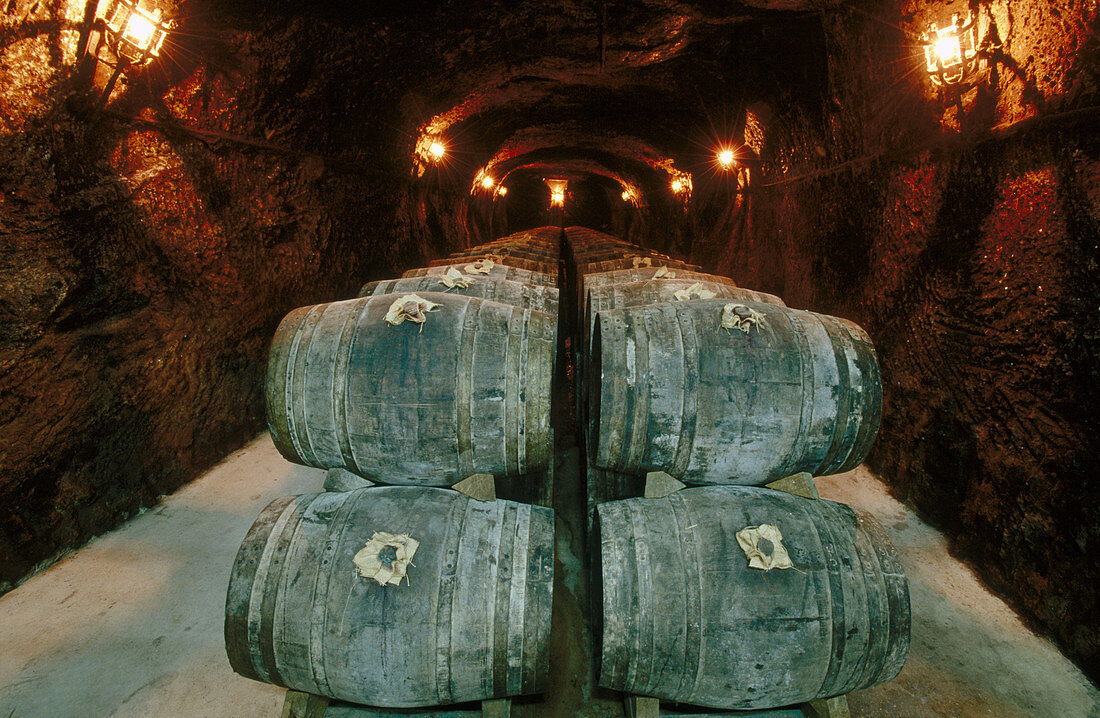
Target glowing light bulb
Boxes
[124,12,156,48]
[936,35,961,65]
[716,148,736,170]
[429,141,446,159]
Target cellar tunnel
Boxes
[1,0,1099,713]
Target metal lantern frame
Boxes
[922,12,979,87]
[96,0,171,68]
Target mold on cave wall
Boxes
[0,0,478,591]
[690,0,1100,680]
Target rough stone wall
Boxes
[692,0,1100,680]
[0,2,458,591]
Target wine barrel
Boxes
[469,238,559,253]
[571,248,648,263]
[583,278,784,351]
[581,267,736,298]
[578,257,701,274]
[226,486,555,707]
[429,254,558,275]
[359,276,559,317]
[403,263,557,288]
[588,299,881,484]
[449,246,559,262]
[575,280,784,429]
[564,226,627,244]
[595,485,910,710]
[499,227,562,243]
[267,293,554,485]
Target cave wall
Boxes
[0,1,472,591]
[690,0,1100,679]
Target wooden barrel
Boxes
[571,248,648,263]
[462,246,559,260]
[359,276,559,317]
[575,280,785,429]
[579,257,701,274]
[595,485,910,709]
[403,263,557,288]
[428,254,558,276]
[470,238,559,252]
[581,267,736,298]
[226,486,555,707]
[588,299,881,484]
[499,227,562,244]
[266,293,555,484]
[583,279,783,348]
[564,226,627,244]
[446,250,554,264]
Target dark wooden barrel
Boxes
[470,238,559,253]
[266,293,555,485]
[574,280,784,428]
[581,267,736,298]
[428,254,558,275]
[583,278,784,351]
[564,226,629,245]
[498,226,562,244]
[578,257,701,274]
[226,486,555,707]
[588,299,882,484]
[571,248,648,263]
[449,246,558,262]
[359,276,559,317]
[403,263,557,288]
[595,485,910,710]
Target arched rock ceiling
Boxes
[477,126,684,195]
[399,1,830,201]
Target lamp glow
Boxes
[716,148,736,170]
[922,12,979,86]
[545,178,568,208]
[95,0,170,65]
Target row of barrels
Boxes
[562,227,910,709]
[224,225,910,713]
[227,229,570,708]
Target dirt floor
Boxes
[0,434,1097,717]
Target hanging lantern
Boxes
[922,12,979,87]
[545,178,568,208]
[95,0,171,66]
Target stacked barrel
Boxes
[225,228,564,710]
[566,226,911,712]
